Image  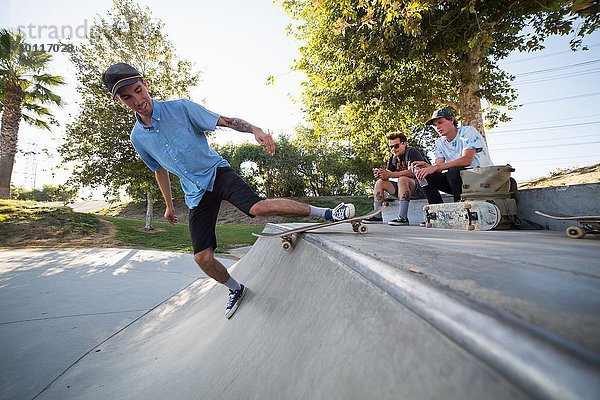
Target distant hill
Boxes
[518,163,599,189]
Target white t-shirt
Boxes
[434,126,492,168]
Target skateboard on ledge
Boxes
[534,211,600,239]
[252,205,387,251]
[423,201,500,231]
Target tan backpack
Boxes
[460,165,518,229]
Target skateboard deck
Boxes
[423,201,500,231]
[534,211,600,239]
[252,205,387,251]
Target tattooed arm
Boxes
[217,116,255,133]
[217,116,275,156]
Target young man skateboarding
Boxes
[363,132,428,226]
[413,108,493,203]
[102,63,355,318]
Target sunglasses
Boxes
[389,142,405,150]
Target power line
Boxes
[512,161,599,168]
[522,91,600,105]
[493,140,600,151]
[491,121,600,134]
[512,155,599,164]
[490,133,598,145]
[516,60,600,76]
[493,113,600,127]
[500,43,600,65]
[515,65,600,80]
[515,68,600,85]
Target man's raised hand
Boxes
[254,129,275,156]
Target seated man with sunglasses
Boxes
[364,132,433,226]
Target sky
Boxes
[3,0,600,196]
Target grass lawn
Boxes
[0,200,261,252]
[0,200,100,247]
[102,216,261,253]
[1,197,372,252]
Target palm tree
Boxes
[0,29,65,198]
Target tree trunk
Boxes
[0,81,24,199]
[457,51,486,140]
[145,188,154,230]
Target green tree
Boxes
[217,136,308,197]
[214,133,367,197]
[217,142,267,194]
[293,125,365,196]
[0,29,64,199]
[267,135,308,197]
[59,0,199,229]
[281,0,599,160]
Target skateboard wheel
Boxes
[426,223,432,228]
[423,205,430,211]
[282,240,293,251]
[463,203,472,209]
[358,225,368,234]
[467,224,475,231]
[566,226,585,239]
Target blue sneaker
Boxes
[225,284,247,319]
[331,203,356,221]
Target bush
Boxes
[11,185,78,202]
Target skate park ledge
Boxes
[393,183,599,230]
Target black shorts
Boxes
[189,167,263,254]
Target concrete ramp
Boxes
[37,227,599,400]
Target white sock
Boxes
[309,205,328,218]
[224,276,242,292]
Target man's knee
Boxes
[374,178,389,191]
[249,199,268,216]
[447,167,464,180]
[447,167,465,187]
[397,176,412,187]
[194,248,215,266]
[446,167,465,201]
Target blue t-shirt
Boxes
[130,99,230,209]
[434,126,492,168]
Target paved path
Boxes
[0,248,234,400]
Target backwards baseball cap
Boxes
[425,107,455,125]
[102,62,143,98]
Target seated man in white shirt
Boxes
[413,108,493,203]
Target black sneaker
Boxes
[388,217,409,226]
[362,215,383,224]
[225,284,247,319]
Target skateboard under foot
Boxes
[252,205,387,251]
